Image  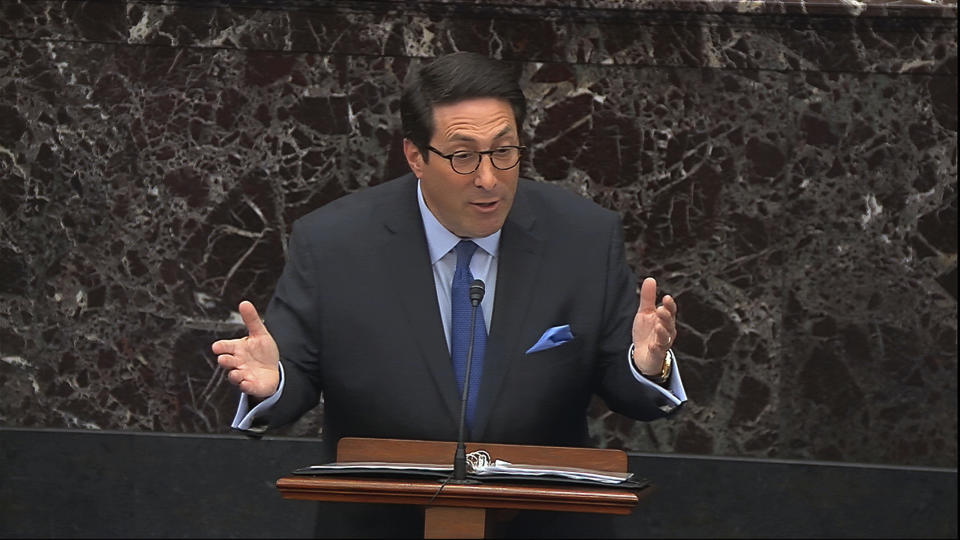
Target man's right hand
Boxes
[212,301,280,399]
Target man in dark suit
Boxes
[213,52,685,536]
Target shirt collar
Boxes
[417,178,501,264]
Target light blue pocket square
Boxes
[526,324,574,354]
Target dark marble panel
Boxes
[0,428,323,538]
[778,69,958,464]
[0,428,956,538]
[548,65,796,459]
[0,0,956,469]
[2,1,955,73]
[0,40,413,436]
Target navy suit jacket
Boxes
[259,173,676,457]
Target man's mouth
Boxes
[471,200,499,212]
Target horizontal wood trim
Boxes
[275,476,643,515]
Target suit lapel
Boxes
[377,175,462,429]
[472,186,543,440]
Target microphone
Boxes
[469,280,484,307]
[453,279,485,482]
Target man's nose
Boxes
[474,154,498,190]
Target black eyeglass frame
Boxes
[426,145,527,175]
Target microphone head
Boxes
[469,279,485,306]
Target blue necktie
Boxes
[450,240,487,429]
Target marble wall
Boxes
[0,0,956,468]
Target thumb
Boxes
[639,277,657,313]
[238,301,268,337]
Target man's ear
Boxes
[403,138,425,177]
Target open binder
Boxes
[277,438,650,538]
[293,448,648,489]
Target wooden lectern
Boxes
[276,437,649,538]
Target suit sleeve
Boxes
[256,219,326,429]
[593,215,684,421]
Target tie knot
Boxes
[455,240,479,270]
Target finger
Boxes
[212,338,239,355]
[662,294,677,318]
[239,301,268,337]
[663,325,677,346]
[217,354,240,370]
[656,305,676,329]
[237,379,256,396]
[654,309,677,346]
[639,277,657,313]
[655,325,672,347]
[226,368,245,386]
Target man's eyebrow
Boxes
[493,125,515,139]
[447,125,516,143]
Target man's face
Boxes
[404,97,520,238]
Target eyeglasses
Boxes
[427,145,526,175]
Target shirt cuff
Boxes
[626,345,687,410]
[231,361,286,430]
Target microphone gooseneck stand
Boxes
[452,279,485,483]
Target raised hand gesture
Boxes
[631,277,678,376]
[212,301,280,399]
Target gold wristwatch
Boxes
[651,350,673,385]
[633,344,673,385]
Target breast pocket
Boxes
[501,337,589,419]
[520,336,585,372]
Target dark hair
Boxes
[401,52,526,160]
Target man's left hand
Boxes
[631,277,678,376]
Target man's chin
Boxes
[462,218,507,239]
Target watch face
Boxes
[657,353,672,383]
